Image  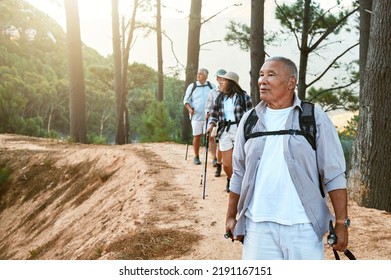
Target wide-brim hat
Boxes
[218,71,239,85]
[215,69,227,76]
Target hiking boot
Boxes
[214,163,222,177]
[194,156,201,165]
[212,158,218,167]
[226,178,230,193]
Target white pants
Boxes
[242,219,324,260]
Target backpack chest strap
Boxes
[246,129,308,139]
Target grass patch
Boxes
[106,228,201,260]
[0,166,12,185]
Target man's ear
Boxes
[288,77,297,89]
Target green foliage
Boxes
[128,63,157,89]
[224,0,359,106]
[138,100,177,143]
[163,76,185,129]
[338,115,358,174]
[85,64,116,142]
[0,0,69,137]
[0,166,12,186]
[275,0,352,37]
[339,115,358,141]
[21,117,47,137]
[87,134,108,145]
[340,138,353,174]
[307,87,358,113]
[0,0,185,143]
[127,63,184,143]
[0,83,26,133]
[225,21,251,51]
[224,20,279,52]
[275,0,359,99]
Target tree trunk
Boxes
[297,0,311,100]
[182,0,202,142]
[249,0,265,105]
[156,0,164,101]
[47,106,53,134]
[111,0,126,144]
[359,0,372,93]
[122,0,139,144]
[64,0,87,143]
[112,0,139,144]
[348,0,391,212]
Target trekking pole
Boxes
[327,220,357,260]
[185,114,193,160]
[201,120,209,199]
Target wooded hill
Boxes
[0,0,185,144]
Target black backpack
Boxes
[243,101,317,150]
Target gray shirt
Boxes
[205,87,220,114]
[230,94,346,240]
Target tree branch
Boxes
[275,0,302,50]
[162,31,185,68]
[308,3,338,35]
[200,39,221,47]
[201,3,242,25]
[309,7,359,52]
[307,42,359,88]
[308,80,358,103]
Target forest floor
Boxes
[0,112,390,260]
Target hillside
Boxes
[0,133,390,260]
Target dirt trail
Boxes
[0,134,390,260]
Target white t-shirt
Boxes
[246,106,310,225]
[223,95,237,122]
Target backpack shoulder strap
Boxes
[244,108,258,141]
[299,101,317,150]
[243,102,317,150]
[300,101,323,196]
[191,81,197,94]
[239,91,247,111]
[187,82,197,100]
[189,81,212,99]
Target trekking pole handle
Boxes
[327,220,337,245]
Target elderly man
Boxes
[225,57,349,260]
[183,68,215,165]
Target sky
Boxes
[25,0,358,91]
[24,0,279,89]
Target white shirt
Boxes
[246,106,310,225]
[223,95,237,122]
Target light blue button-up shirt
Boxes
[183,81,215,121]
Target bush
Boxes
[87,134,108,145]
[340,139,353,173]
[0,166,12,186]
[138,100,177,143]
[338,115,357,175]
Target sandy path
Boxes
[1,134,390,260]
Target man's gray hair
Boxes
[265,56,298,79]
[198,68,209,75]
